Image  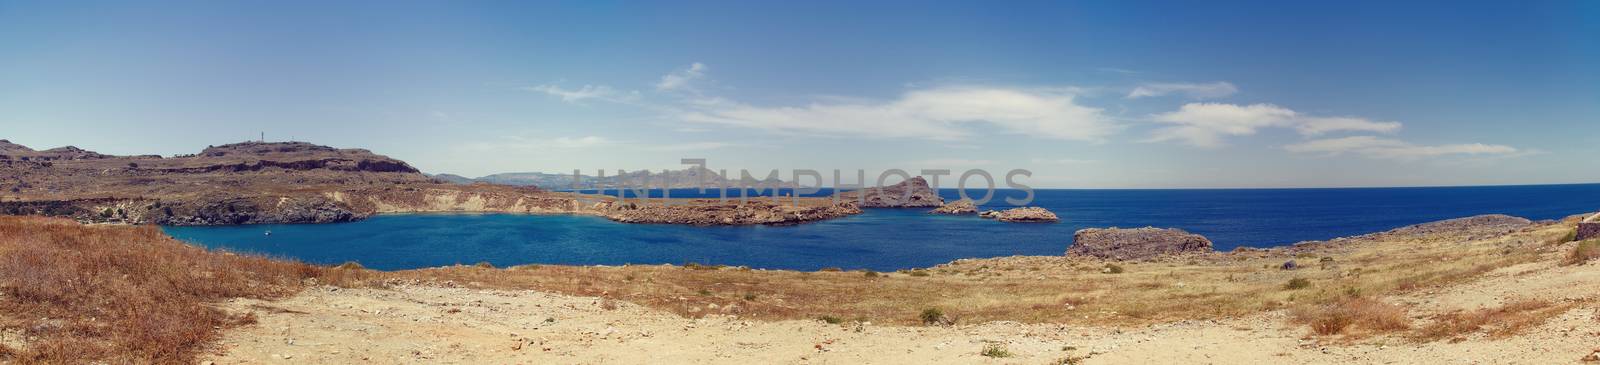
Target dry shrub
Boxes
[1564,240,1600,266]
[0,217,319,364]
[1291,297,1410,336]
[1414,299,1569,342]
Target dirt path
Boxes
[208,260,1600,364]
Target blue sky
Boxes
[1,1,1596,188]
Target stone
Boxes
[1068,227,1214,260]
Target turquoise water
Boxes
[165,184,1600,271]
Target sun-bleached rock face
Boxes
[930,199,977,215]
[841,177,944,208]
[1068,227,1214,260]
[995,207,1059,223]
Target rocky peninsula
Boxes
[0,140,947,226]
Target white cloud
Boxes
[678,86,1117,141]
[1147,103,1404,147]
[524,84,627,103]
[1127,82,1238,99]
[656,62,707,91]
[1285,136,1520,160]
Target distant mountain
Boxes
[437,167,783,190]
[426,173,476,185]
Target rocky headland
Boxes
[838,176,944,208]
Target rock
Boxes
[1578,213,1600,241]
[930,199,977,215]
[839,177,943,208]
[995,207,1059,223]
[978,210,1000,219]
[1068,227,1214,260]
[1281,260,1299,270]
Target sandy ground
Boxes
[206,258,1600,365]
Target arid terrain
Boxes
[3,212,1598,364]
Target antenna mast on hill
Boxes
[260,132,265,142]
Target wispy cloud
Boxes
[523,84,633,104]
[466,135,615,151]
[656,62,707,91]
[913,158,996,167]
[1127,82,1238,99]
[1147,103,1402,148]
[676,85,1118,142]
[1284,136,1521,160]
[1147,103,1296,147]
[1030,157,1098,165]
[1294,116,1402,136]
[646,141,736,152]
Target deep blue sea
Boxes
[165,184,1600,271]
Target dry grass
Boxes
[326,222,1559,327]
[1413,299,1573,342]
[0,216,327,364]
[1290,297,1411,337]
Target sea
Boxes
[164,184,1600,271]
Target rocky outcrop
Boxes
[840,177,943,208]
[595,199,862,226]
[1068,227,1214,260]
[1382,214,1533,240]
[994,207,1059,223]
[930,199,977,215]
[1579,213,1600,241]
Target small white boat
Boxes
[264,230,272,236]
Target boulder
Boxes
[930,199,977,215]
[1068,227,1214,260]
[995,207,1059,223]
